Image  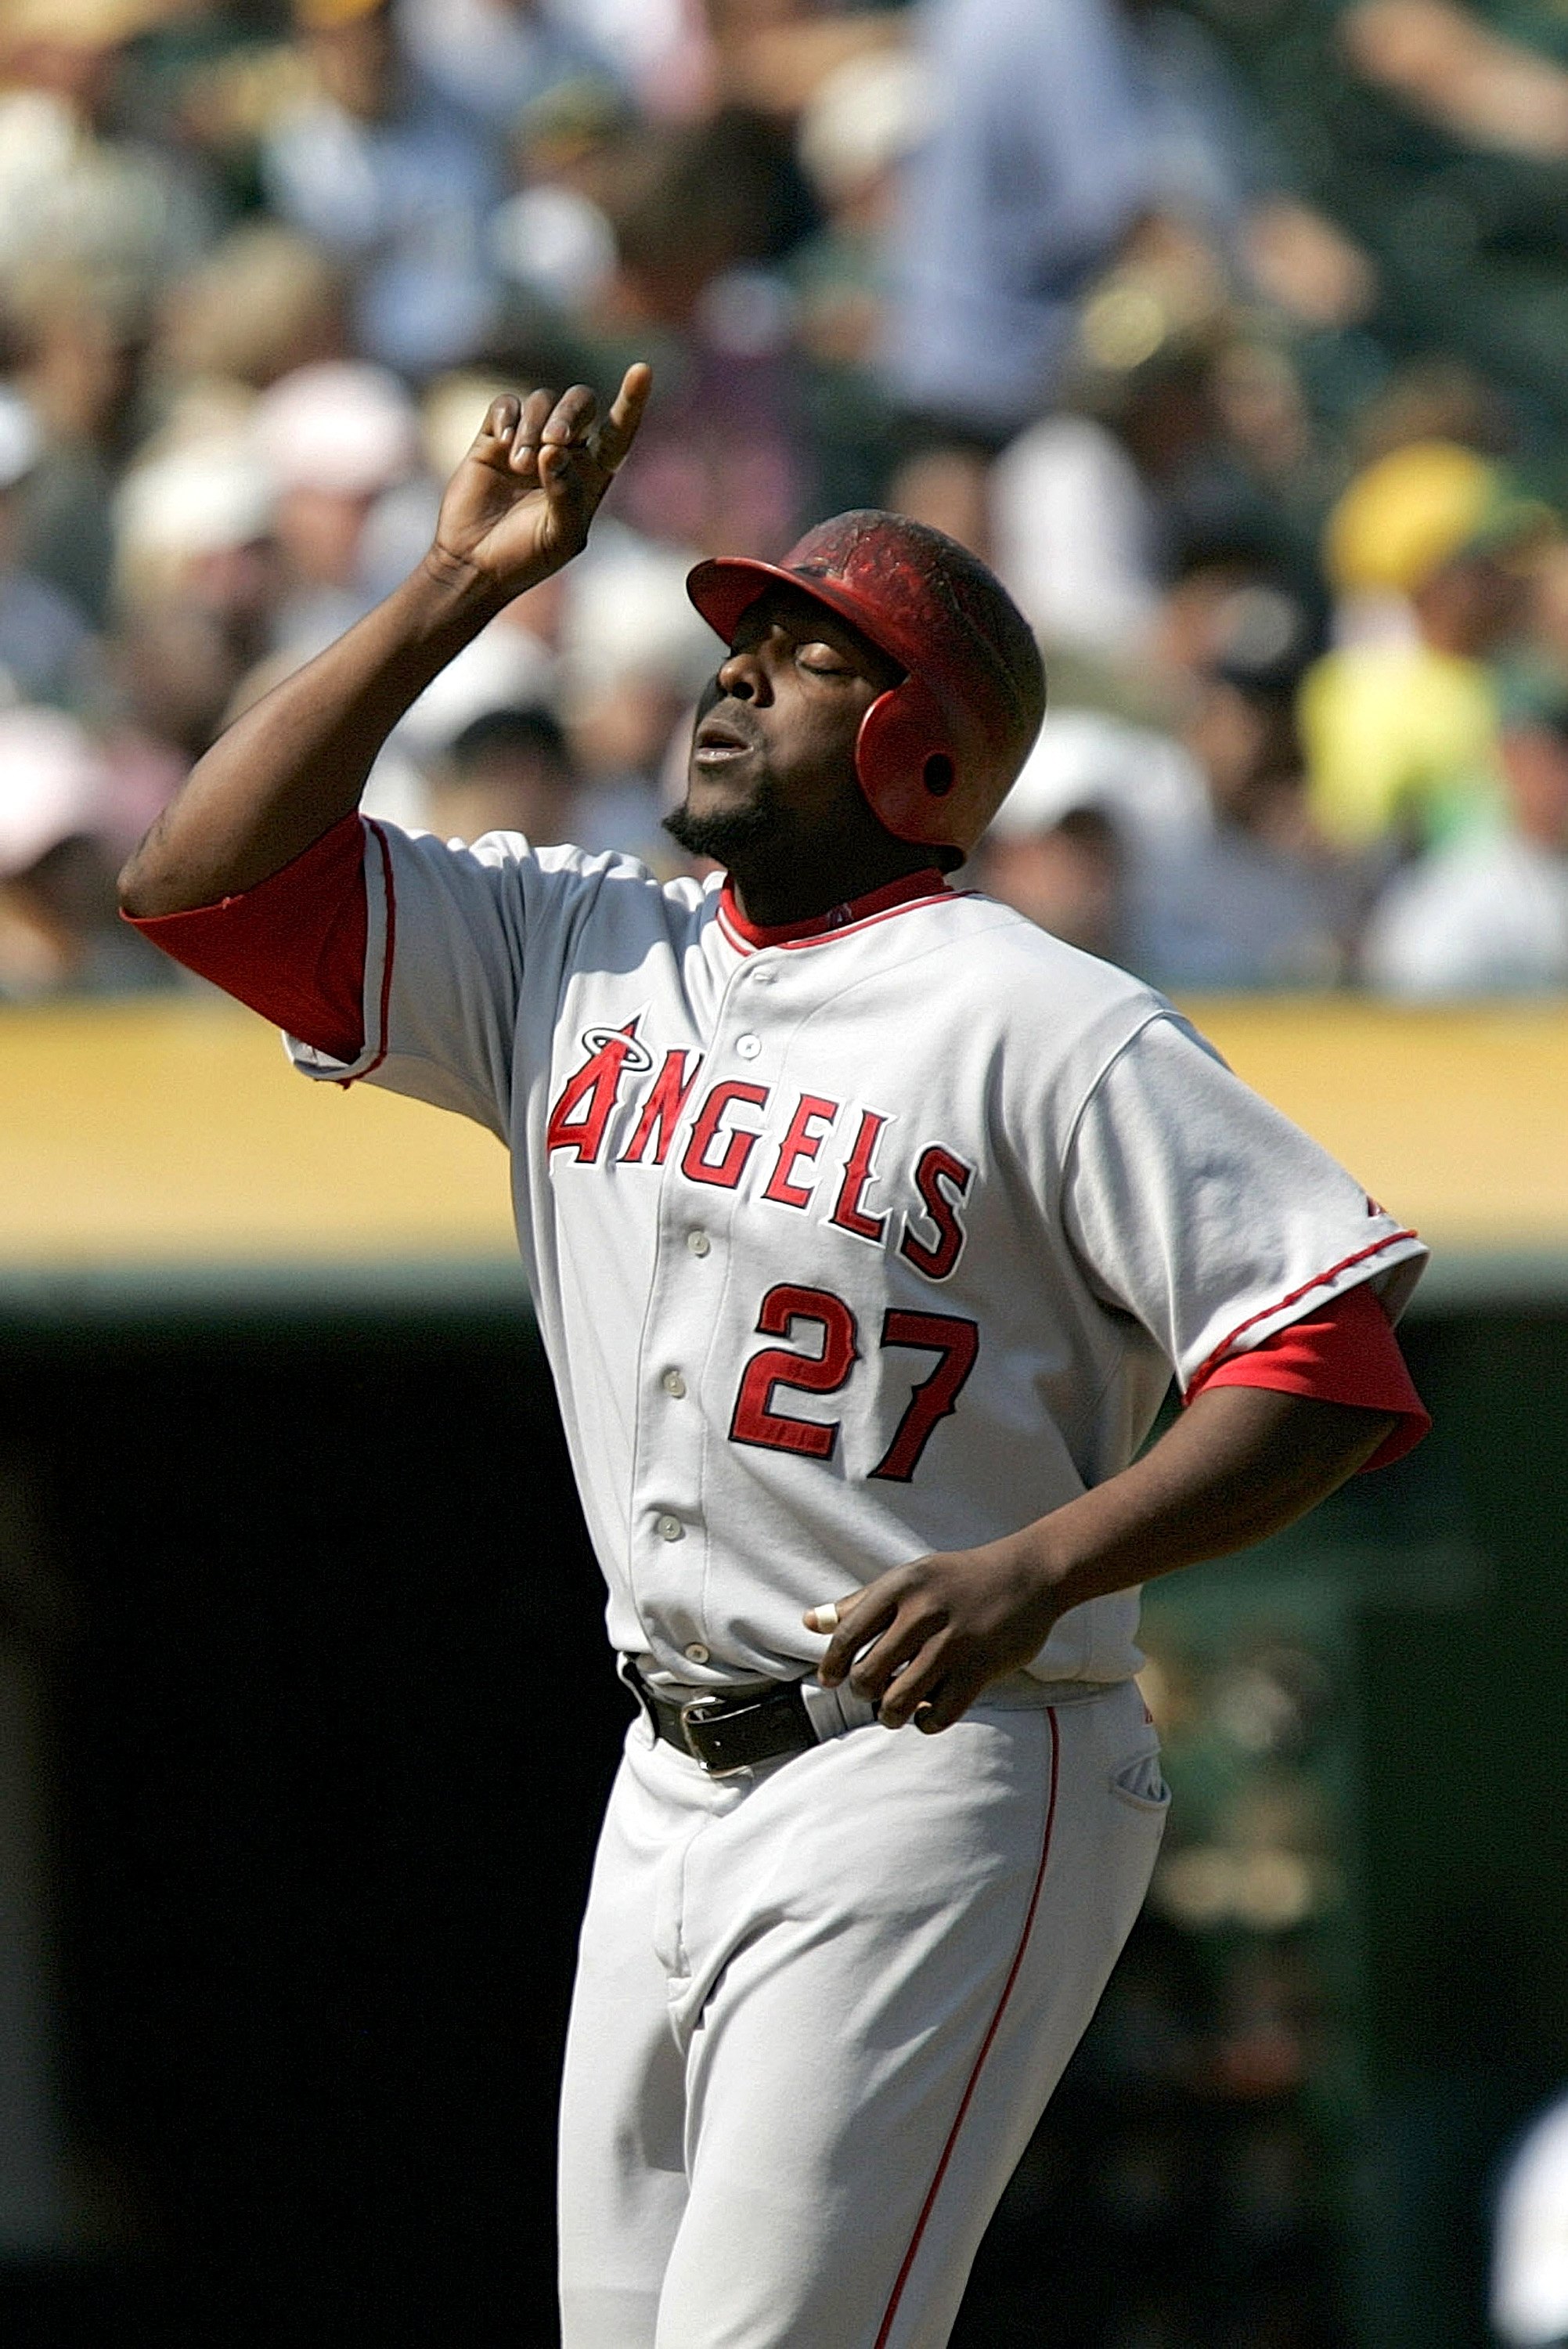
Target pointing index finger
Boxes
[592,361,653,474]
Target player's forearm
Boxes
[812,1386,1397,1730]
[121,370,652,914]
[1015,1385,1395,1618]
[117,554,506,915]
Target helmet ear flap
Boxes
[855,677,963,846]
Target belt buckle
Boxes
[679,1694,753,1777]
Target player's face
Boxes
[676,586,903,860]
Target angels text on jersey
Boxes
[546,1013,981,1485]
[546,1014,974,1283]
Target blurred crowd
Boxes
[5,0,1568,1003]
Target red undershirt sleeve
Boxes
[1186,1277,1429,1470]
[122,813,370,1065]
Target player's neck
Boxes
[725,837,941,933]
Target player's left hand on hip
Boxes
[803,1540,1060,1734]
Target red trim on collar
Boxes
[718,868,951,951]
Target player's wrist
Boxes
[950,1528,1069,1667]
[418,543,522,626]
[997,1512,1099,1626]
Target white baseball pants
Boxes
[557,1674,1167,2349]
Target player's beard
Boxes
[663,774,795,872]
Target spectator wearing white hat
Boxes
[112,431,276,626]
[109,429,280,810]
[558,525,722,859]
[0,390,100,710]
[975,704,1208,968]
[249,360,424,662]
[978,590,1350,992]
[0,705,174,997]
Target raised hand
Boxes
[430,363,652,603]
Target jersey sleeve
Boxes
[1062,1009,1429,1390]
[277,817,545,1137]
[128,813,532,1134]
[123,811,371,1064]
[131,810,677,1142]
[1188,1279,1430,1470]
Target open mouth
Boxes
[693,713,757,764]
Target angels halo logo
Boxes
[578,1023,654,1075]
[546,1017,654,1160]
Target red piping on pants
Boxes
[872,1705,1062,2348]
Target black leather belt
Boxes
[622,1658,820,1777]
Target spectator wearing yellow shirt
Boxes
[1362,680,1568,994]
[1298,438,1555,853]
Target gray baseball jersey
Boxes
[288,824,1428,1687]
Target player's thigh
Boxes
[557,1741,694,2349]
[881,1682,1170,2347]
[654,1686,1166,2349]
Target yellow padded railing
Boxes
[0,994,1563,1268]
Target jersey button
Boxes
[735,1033,761,1060]
[656,1513,684,1542]
[686,1229,711,1257]
[661,1369,687,1398]
[684,1643,710,1665]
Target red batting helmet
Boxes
[686,511,1047,861]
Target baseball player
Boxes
[119,366,1430,2349]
